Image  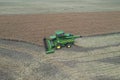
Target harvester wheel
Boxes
[56,44,62,50]
[66,44,72,48]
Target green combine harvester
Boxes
[43,30,81,54]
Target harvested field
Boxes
[0,11,120,45]
[0,33,120,80]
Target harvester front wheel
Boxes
[56,44,62,50]
[66,43,72,48]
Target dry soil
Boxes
[0,11,120,45]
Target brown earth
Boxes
[0,11,120,45]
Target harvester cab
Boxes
[43,30,81,54]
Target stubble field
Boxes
[0,33,120,80]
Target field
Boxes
[0,11,120,45]
[0,0,120,80]
[0,0,120,14]
[0,33,120,80]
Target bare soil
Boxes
[0,11,120,45]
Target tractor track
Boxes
[0,32,120,80]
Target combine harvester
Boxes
[43,30,81,54]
